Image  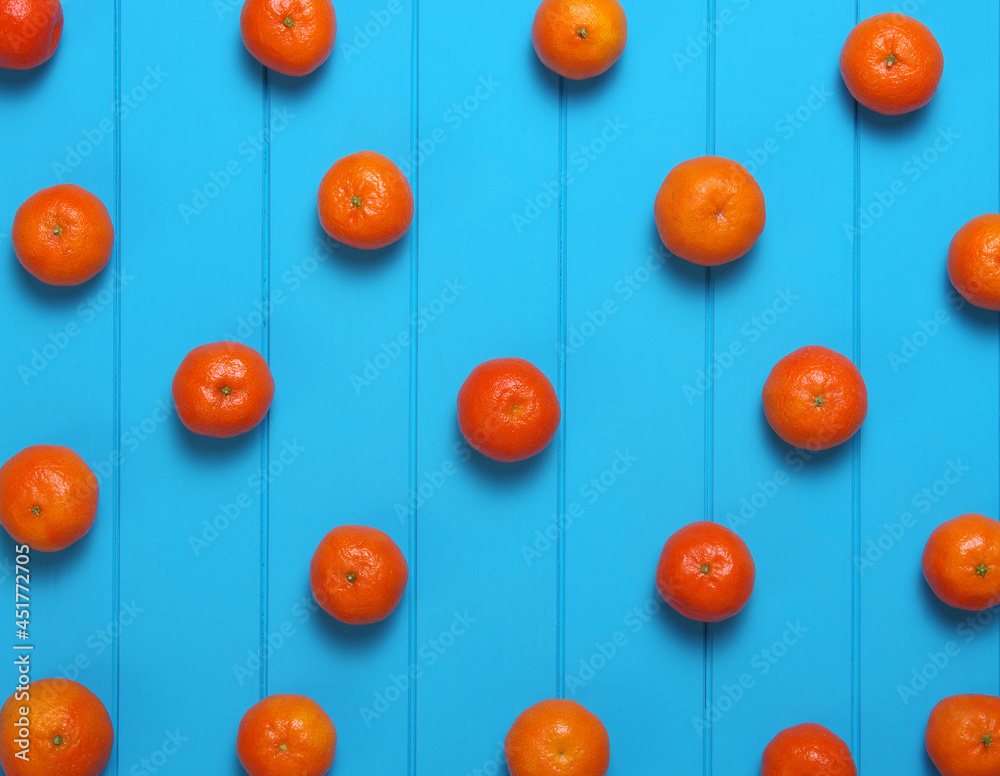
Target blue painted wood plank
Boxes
[264,0,413,773]
[117,2,264,773]
[0,0,118,764]
[711,2,858,774]
[414,1,560,773]
[857,1,1000,773]
[561,2,709,774]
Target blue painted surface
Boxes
[0,2,998,775]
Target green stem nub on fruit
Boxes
[31,505,40,516]
[53,226,62,236]
[283,17,294,28]
[52,736,63,746]
[886,53,898,67]
[700,565,711,575]
[576,27,588,38]
[983,734,993,747]
[279,743,288,752]
[813,395,825,407]
[350,196,362,208]
[346,573,356,583]
[976,563,991,578]
[220,386,231,396]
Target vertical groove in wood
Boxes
[408,1,420,772]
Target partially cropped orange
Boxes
[761,723,857,776]
[0,444,99,552]
[505,699,610,776]
[12,184,114,286]
[923,514,1000,611]
[458,357,560,463]
[310,525,408,624]
[840,12,943,115]
[948,214,1000,311]
[237,694,336,776]
[531,0,627,80]
[762,345,867,451]
[926,694,1000,776]
[318,151,413,250]
[172,341,275,438]
[240,0,336,77]
[0,0,63,70]
[654,156,766,266]
[0,678,113,776]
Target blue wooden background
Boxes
[1,1,998,774]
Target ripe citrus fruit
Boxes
[654,156,766,266]
[947,214,1000,311]
[505,699,610,776]
[926,694,1000,776]
[240,0,336,77]
[0,677,113,776]
[656,520,755,622]
[922,514,1000,611]
[531,0,627,80]
[317,151,413,250]
[762,345,867,451]
[839,12,943,115]
[0,0,62,70]
[0,445,98,552]
[172,341,274,438]
[457,357,560,463]
[12,184,114,286]
[237,693,336,776]
[761,723,857,776]
[310,525,408,624]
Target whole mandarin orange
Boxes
[12,184,114,286]
[531,0,627,80]
[654,156,765,266]
[240,0,336,77]
[762,345,867,451]
[457,357,560,463]
[0,445,99,552]
[310,525,408,624]
[840,12,943,115]
[172,341,274,438]
[317,151,413,250]
[656,520,755,622]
